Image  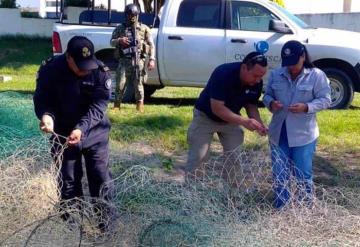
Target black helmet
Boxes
[125,4,140,16]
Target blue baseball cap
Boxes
[67,36,98,71]
[281,40,305,67]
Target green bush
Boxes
[65,0,88,7]
[21,11,40,18]
[0,0,16,8]
[271,0,285,8]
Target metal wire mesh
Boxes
[1,91,360,246]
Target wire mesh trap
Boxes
[1,91,360,246]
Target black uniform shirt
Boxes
[195,62,263,122]
[33,54,112,141]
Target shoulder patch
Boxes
[105,78,112,90]
[102,65,110,72]
[97,60,110,72]
[100,64,110,72]
[41,56,54,67]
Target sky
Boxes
[16,0,360,13]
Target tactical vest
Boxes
[113,22,150,60]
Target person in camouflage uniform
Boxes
[110,3,155,112]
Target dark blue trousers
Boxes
[271,123,317,209]
[51,135,114,201]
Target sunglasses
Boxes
[247,54,268,67]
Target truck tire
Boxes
[322,68,354,109]
[144,85,157,98]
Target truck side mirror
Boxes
[269,19,293,34]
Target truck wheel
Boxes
[144,85,157,99]
[323,68,354,109]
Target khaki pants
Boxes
[186,109,244,172]
[115,58,146,103]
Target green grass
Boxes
[318,106,360,153]
[0,36,52,93]
[110,90,360,156]
[108,88,200,152]
[1,36,359,174]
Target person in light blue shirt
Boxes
[263,40,331,209]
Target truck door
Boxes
[161,0,226,87]
[225,0,294,79]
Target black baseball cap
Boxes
[67,36,98,71]
[243,51,268,67]
[281,40,305,67]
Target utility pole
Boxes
[343,0,352,13]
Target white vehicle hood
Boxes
[303,28,360,65]
[306,28,360,49]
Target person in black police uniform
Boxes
[33,36,115,232]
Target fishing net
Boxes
[1,91,360,246]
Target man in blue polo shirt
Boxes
[186,51,268,172]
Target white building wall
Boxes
[0,9,21,33]
[351,1,360,12]
[0,8,55,37]
[94,0,126,11]
[17,0,40,8]
[94,0,147,12]
[21,0,144,12]
[298,12,360,32]
[2,3,360,38]
[39,0,46,18]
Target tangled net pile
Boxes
[1,91,360,246]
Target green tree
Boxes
[0,0,16,8]
[65,0,88,7]
[271,0,285,8]
[142,0,165,13]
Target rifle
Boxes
[131,23,140,81]
[122,24,141,81]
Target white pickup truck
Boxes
[53,0,360,109]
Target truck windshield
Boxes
[270,2,310,29]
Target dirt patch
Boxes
[314,148,360,187]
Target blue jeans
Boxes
[271,123,317,209]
